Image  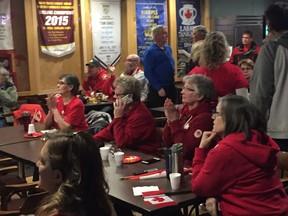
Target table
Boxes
[0,139,43,166]
[0,123,44,146]
[104,149,200,215]
[0,142,200,216]
[84,99,114,114]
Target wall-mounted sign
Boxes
[90,0,121,65]
[136,0,166,61]
[0,0,14,50]
[36,0,75,57]
[176,0,200,77]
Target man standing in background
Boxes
[250,1,288,151]
[186,25,208,73]
[229,30,261,65]
[121,54,148,102]
[144,25,176,108]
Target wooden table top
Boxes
[0,142,198,215]
[104,149,197,215]
[0,123,45,146]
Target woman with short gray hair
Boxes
[0,67,18,127]
[94,75,161,156]
[163,74,215,166]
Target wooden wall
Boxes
[9,0,210,96]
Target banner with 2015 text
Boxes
[0,0,14,50]
[36,0,75,57]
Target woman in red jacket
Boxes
[94,75,160,156]
[192,95,288,216]
[162,74,215,166]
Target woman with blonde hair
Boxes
[188,31,249,100]
[238,58,254,82]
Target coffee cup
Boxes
[100,146,110,161]
[114,152,124,167]
[28,124,36,135]
[169,173,181,190]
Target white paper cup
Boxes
[169,173,181,190]
[28,124,36,134]
[114,152,124,167]
[100,147,110,161]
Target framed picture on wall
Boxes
[0,53,13,73]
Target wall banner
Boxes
[0,0,14,50]
[36,0,75,57]
[90,0,121,65]
[136,0,166,61]
[176,0,200,77]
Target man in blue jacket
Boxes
[144,25,176,108]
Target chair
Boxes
[0,158,40,211]
[0,191,48,215]
[12,104,47,126]
[86,110,112,135]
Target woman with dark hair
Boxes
[191,95,288,215]
[94,75,161,156]
[44,73,88,131]
[36,131,116,216]
[162,74,215,166]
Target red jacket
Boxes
[82,68,115,97]
[192,131,288,216]
[162,102,213,166]
[188,62,248,99]
[229,42,261,64]
[94,102,161,156]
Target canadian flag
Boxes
[32,109,42,123]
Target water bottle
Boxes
[165,143,184,181]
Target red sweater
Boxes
[188,62,248,99]
[82,68,115,97]
[192,131,288,216]
[94,102,161,156]
[162,102,213,166]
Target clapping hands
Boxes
[164,98,179,122]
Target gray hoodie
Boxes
[250,31,288,138]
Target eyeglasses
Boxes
[114,93,125,97]
[126,59,137,62]
[57,81,68,85]
[241,67,252,71]
[182,87,195,92]
[212,110,222,118]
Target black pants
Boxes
[147,85,176,108]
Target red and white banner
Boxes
[36,0,75,57]
[0,0,14,50]
[90,0,121,65]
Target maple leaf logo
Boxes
[152,197,165,202]
[185,9,192,19]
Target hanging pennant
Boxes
[0,0,14,50]
[90,0,121,65]
[36,0,75,57]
